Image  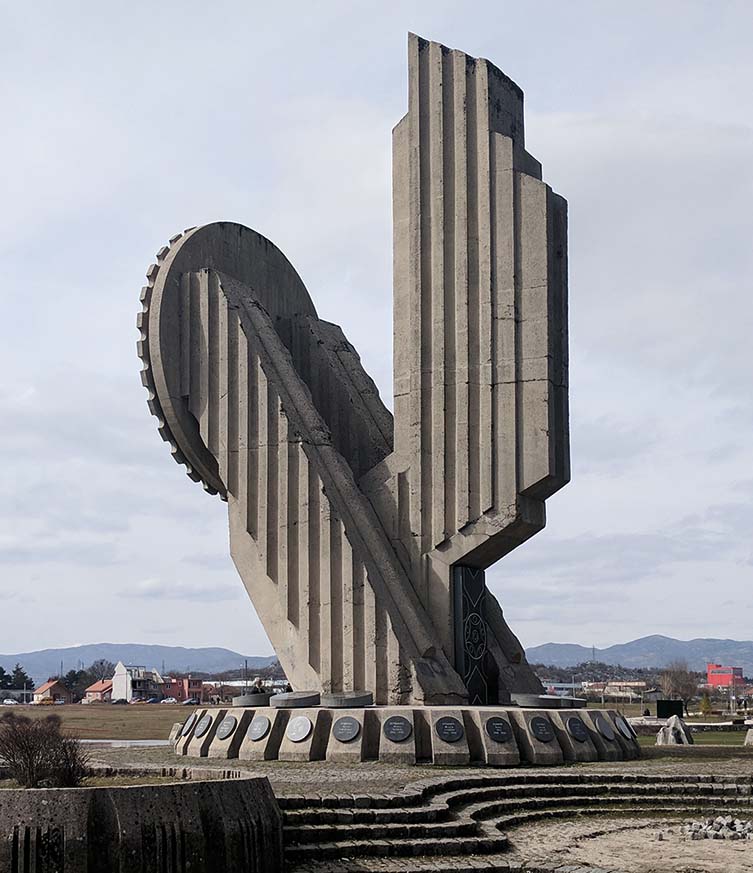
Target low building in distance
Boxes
[112,662,164,702]
[32,679,72,705]
[162,675,203,703]
[83,679,113,704]
[706,663,745,690]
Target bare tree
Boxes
[0,713,90,788]
[661,660,699,716]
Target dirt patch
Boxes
[506,815,753,872]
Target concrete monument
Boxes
[138,34,568,708]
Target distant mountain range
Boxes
[0,644,277,686]
[526,635,753,674]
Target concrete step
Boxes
[492,802,753,830]
[463,791,753,822]
[283,803,448,827]
[284,831,509,862]
[284,817,479,845]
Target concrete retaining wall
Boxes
[0,777,283,873]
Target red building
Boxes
[706,663,745,688]
[162,676,203,702]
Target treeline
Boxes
[57,659,115,700]
[168,661,286,682]
[532,661,670,685]
[0,664,33,690]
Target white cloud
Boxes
[120,578,242,603]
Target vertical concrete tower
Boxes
[137,35,569,706]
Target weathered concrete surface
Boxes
[464,709,520,766]
[656,714,695,745]
[548,710,599,763]
[509,710,564,766]
[0,778,283,872]
[580,710,624,761]
[138,34,568,707]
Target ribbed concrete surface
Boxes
[0,777,282,873]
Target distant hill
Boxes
[526,635,753,675]
[0,644,277,686]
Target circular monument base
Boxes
[173,705,640,767]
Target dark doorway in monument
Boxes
[453,565,500,705]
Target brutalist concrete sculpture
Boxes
[138,34,569,706]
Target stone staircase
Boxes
[282,772,753,871]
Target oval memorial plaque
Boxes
[485,716,513,744]
[530,716,554,743]
[435,716,464,744]
[595,715,615,741]
[615,715,633,740]
[567,717,588,743]
[194,714,213,739]
[383,715,412,743]
[216,715,237,741]
[287,715,313,743]
[248,714,271,742]
[180,712,198,737]
[333,716,361,743]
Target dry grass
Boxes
[0,704,214,740]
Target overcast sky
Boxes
[2,2,751,658]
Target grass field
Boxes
[0,704,210,740]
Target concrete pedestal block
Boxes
[509,710,564,765]
[326,709,379,763]
[376,709,418,764]
[321,691,374,708]
[238,708,289,761]
[549,710,599,762]
[207,708,255,759]
[176,708,206,756]
[512,694,585,709]
[270,691,320,708]
[607,710,640,759]
[186,708,227,758]
[465,710,520,766]
[233,692,272,707]
[277,708,332,762]
[580,710,623,761]
[0,778,283,873]
[427,710,470,766]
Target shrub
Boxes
[0,712,90,788]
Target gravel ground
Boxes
[505,815,753,873]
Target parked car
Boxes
[161,697,178,704]
[145,697,161,704]
[111,698,128,705]
[182,697,200,705]
[1,699,18,705]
